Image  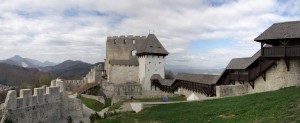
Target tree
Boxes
[165,70,175,79]
[67,116,73,123]
[4,118,13,123]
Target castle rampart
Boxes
[0,82,83,123]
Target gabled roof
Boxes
[136,34,169,56]
[151,73,220,86]
[175,73,220,85]
[255,21,300,42]
[226,50,261,70]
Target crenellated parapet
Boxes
[56,64,102,92]
[0,83,83,123]
[4,85,60,110]
[107,35,146,40]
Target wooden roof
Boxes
[136,34,169,56]
[226,50,261,70]
[151,73,220,86]
[255,21,300,42]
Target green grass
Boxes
[105,98,112,108]
[79,96,104,112]
[101,87,300,123]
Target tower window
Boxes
[124,39,126,44]
[114,39,116,44]
[133,39,135,44]
[131,50,136,56]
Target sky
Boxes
[0,0,300,69]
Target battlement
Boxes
[107,35,146,39]
[4,85,61,110]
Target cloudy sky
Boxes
[0,0,299,69]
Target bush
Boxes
[67,116,73,123]
[89,112,102,123]
[4,118,13,123]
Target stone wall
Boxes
[216,58,300,97]
[63,80,86,91]
[104,35,146,74]
[247,58,300,94]
[53,64,102,92]
[215,84,248,98]
[175,88,211,100]
[108,65,139,84]
[0,83,83,123]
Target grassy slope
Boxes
[79,96,104,112]
[101,87,300,123]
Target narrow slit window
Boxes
[133,39,136,44]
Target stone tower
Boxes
[136,34,169,90]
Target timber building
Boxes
[151,21,300,99]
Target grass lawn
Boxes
[101,87,300,123]
[79,96,104,112]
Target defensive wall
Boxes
[0,81,83,123]
[57,64,102,92]
[101,82,177,103]
[216,58,300,97]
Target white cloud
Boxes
[0,0,299,69]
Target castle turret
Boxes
[136,34,169,90]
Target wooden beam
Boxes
[248,81,255,89]
[261,71,266,81]
[284,57,290,71]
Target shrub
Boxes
[67,116,73,123]
[4,118,13,123]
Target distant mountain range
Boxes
[0,55,95,86]
[0,63,48,86]
[40,60,93,79]
[0,55,57,68]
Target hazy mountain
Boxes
[0,63,48,86]
[8,55,38,68]
[40,60,93,79]
[44,61,57,66]
[0,55,57,68]
[0,59,19,66]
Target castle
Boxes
[104,34,168,91]
[2,21,300,123]
[151,21,300,100]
